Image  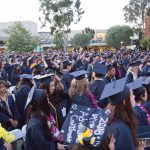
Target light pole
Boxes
[120,41,124,48]
[130,36,133,46]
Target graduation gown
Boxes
[62,72,74,90]
[0,139,6,150]
[102,120,136,150]
[14,84,31,126]
[89,80,106,100]
[133,106,148,126]
[0,95,21,130]
[25,117,56,150]
[126,72,134,84]
[72,92,93,108]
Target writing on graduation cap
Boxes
[61,104,109,146]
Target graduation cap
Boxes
[126,78,143,90]
[20,74,33,80]
[70,70,87,80]
[100,77,129,105]
[138,126,150,139]
[93,62,107,75]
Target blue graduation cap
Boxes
[126,78,143,90]
[70,70,87,80]
[137,126,150,139]
[20,74,33,80]
[100,77,129,105]
[93,62,107,75]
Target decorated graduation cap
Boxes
[126,78,143,90]
[100,77,129,105]
[20,74,33,80]
[70,70,87,80]
[93,62,107,75]
[77,126,95,146]
[33,73,54,87]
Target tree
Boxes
[6,22,38,52]
[70,33,91,48]
[106,25,133,49]
[83,27,95,39]
[39,0,84,51]
[53,32,64,49]
[140,36,150,50]
[123,0,150,37]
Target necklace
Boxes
[137,103,150,125]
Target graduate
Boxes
[127,79,150,126]
[25,89,65,150]
[103,64,116,84]
[14,74,34,127]
[0,80,20,131]
[100,77,138,150]
[89,62,108,108]
[61,60,74,90]
[69,70,98,108]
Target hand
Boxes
[54,75,61,82]
[41,53,45,60]
[57,143,65,150]
[138,140,147,150]
[9,119,18,127]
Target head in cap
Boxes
[106,64,116,79]
[69,70,89,98]
[62,60,72,72]
[92,62,107,79]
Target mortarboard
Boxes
[20,74,33,80]
[137,126,150,144]
[100,77,129,105]
[70,70,87,80]
[126,78,143,90]
[93,62,107,75]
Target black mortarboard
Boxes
[93,62,107,75]
[137,126,150,139]
[126,78,143,90]
[100,77,129,105]
[70,70,87,80]
[20,74,33,80]
[33,73,54,86]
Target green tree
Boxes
[123,0,150,37]
[83,27,95,39]
[53,32,64,50]
[70,33,91,48]
[39,0,84,51]
[140,37,150,50]
[106,25,133,49]
[6,22,38,52]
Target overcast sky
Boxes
[0,0,130,31]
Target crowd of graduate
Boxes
[0,48,150,150]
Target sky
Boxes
[0,0,130,31]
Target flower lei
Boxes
[137,103,150,125]
[0,124,15,143]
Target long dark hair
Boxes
[108,89,138,147]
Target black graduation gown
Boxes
[14,84,31,126]
[72,92,93,108]
[0,139,6,150]
[133,106,148,126]
[62,72,74,90]
[49,90,71,130]
[102,120,136,150]
[126,72,134,83]
[89,80,105,100]
[25,117,56,150]
[103,76,112,84]
[0,95,21,130]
